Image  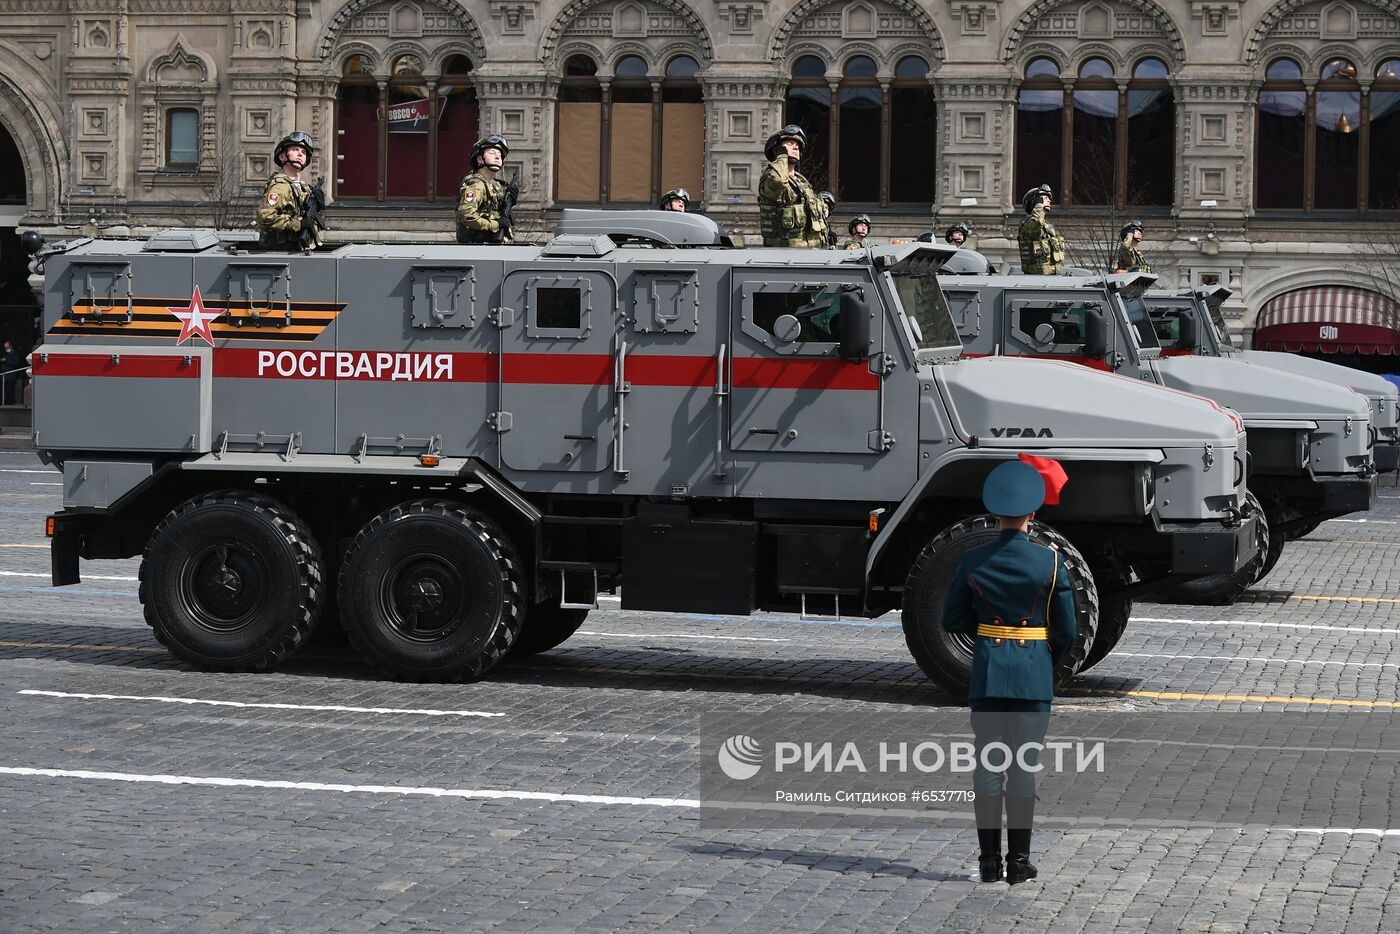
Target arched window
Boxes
[783,53,937,206]
[1016,55,1173,208]
[1371,60,1400,209]
[1257,55,1376,212]
[554,53,705,205]
[335,51,478,201]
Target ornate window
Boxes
[783,53,935,205]
[1015,55,1174,208]
[334,51,478,201]
[553,53,705,206]
[138,41,219,186]
[165,109,199,169]
[1256,56,1384,212]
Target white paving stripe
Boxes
[28,482,61,487]
[1109,652,1400,670]
[0,570,137,582]
[0,766,699,809]
[577,630,788,643]
[18,689,504,718]
[1131,616,1400,635]
[1324,518,1398,524]
[0,469,58,474]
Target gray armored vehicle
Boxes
[1144,286,1399,478]
[32,213,1254,693]
[947,261,1376,604]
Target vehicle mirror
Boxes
[772,314,802,343]
[838,291,871,363]
[1033,322,1057,346]
[1084,307,1107,359]
[1177,310,1198,351]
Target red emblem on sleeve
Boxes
[464,191,475,201]
[267,192,279,205]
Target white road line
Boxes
[18,690,504,718]
[1131,616,1400,635]
[28,482,61,487]
[0,469,58,475]
[1326,518,1398,524]
[0,766,699,809]
[0,570,137,582]
[576,630,789,643]
[1290,828,1400,837]
[1110,652,1400,670]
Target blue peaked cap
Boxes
[982,460,1046,517]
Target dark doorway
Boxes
[0,120,35,406]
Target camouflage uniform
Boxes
[1018,204,1065,275]
[1115,236,1151,273]
[758,158,828,248]
[842,239,864,250]
[456,173,510,244]
[256,173,319,251]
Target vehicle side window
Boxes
[1013,303,1091,350]
[1147,306,1181,347]
[752,291,839,342]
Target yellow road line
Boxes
[0,641,163,654]
[1070,688,1400,708]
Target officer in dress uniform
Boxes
[1114,220,1152,273]
[941,455,1076,885]
[456,134,511,244]
[1018,184,1066,275]
[945,222,972,247]
[842,214,872,250]
[756,126,828,248]
[659,188,691,212]
[256,132,322,251]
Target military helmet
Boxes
[469,134,510,170]
[817,190,836,209]
[273,131,316,168]
[659,187,691,209]
[944,222,972,243]
[848,213,872,235]
[1022,183,1053,214]
[764,124,807,161]
[1119,219,1144,239]
[915,231,935,243]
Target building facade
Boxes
[1,0,1399,359]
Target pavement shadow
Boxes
[675,841,971,883]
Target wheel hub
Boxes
[406,578,443,612]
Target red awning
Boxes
[1254,286,1400,355]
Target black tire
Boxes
[1158,490,1269,605]
[1253,511,1289,584]
[508,602,590,657]
[1291,519,1324,540]
[901,516,1099,698]
[139,491,325,672]
[338,500,523,682]
[1079,598,1131,672]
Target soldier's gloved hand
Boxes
[498,216,513,241]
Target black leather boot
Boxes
[973,793,1003,882]
[1005,796,1038,885]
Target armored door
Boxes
[496,267,618,472]
[727,269,885,466]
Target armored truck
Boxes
[946,262,1376,604]
[1144,286,1400,478]
[31,212,1255,693]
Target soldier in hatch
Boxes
[1017,184,1066,275]
[256,132,323,251]
[456,134,512,244]
[756,125,828,248]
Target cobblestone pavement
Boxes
[2,449,1400,932]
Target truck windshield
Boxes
[1120,297,1161,351]
[892,273,960,350]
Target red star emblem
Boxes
[168,286,220,347]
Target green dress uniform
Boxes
[456,173,510,244]
[757,157,828,248]
[1018,204,1065,275]
[1115,237,1151,272]
[256,173,319,251]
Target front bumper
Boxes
[1167,513,1260,577]
[1316,472,1379,514]
[1375,442,1400,473]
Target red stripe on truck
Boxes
[32,354,202,378]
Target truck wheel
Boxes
[338,500,523,682]
[139,491,325,672]
[1253,512,1289,584]
[1292,519,1324,539]
[1159,490,1269,605]
[508,602,590,657]
[901,516,1099,698]
[1078,598,1131,672]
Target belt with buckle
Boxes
[976,624,1048,641]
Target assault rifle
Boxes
[498,171,520,243]
[299,177,329,251]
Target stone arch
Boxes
[0,51,66,218]
[382,40,432,72]
[334,41,383,75]
[1245,270,1400,331]
[1003,0,1186,68]
[1068,41,1129,74]
[541,0,715,66]
[770,0,945,65]
[1246,0,1400,64]
[1014,42,1072,74]
[1257,42,1312,72]
[554,41,608,74]
[1362,44,1400,73]
[145,36,217,85]
[316,0,486,66]
[603,41,660,74]
[783,42,835,75]
[834,42,889,74]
